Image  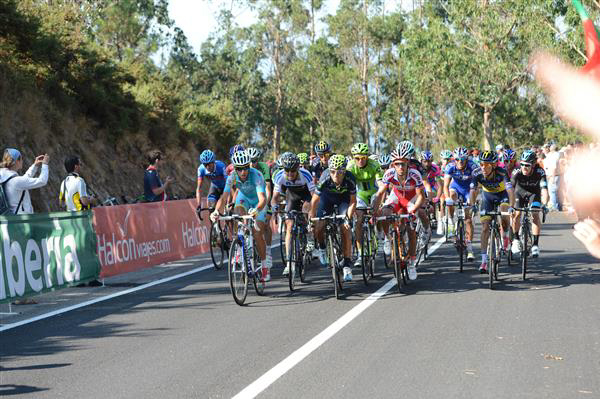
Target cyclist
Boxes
[211,150,270,281]
[438,149,454,235]
[443,147,478,261]
[472,149,481,166]
[498,149,518,176]
[397,141,432,247]
[309,154,357,282]
[378,153,392,172]
[248,147,275,269]
[225,144,245,176]
[196,149,227,210]
[347,143,383,266]
[510,150,549,257]
[297,152,310,170]
[421,150,443,235]
[311,140,332,184]
[470,150,515,273]
[372,145,426,280]
[271,152,315,275]
[376,153,393,254]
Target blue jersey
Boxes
[224,168,266,203]
[197,160,227,190]
[444,160,480,189]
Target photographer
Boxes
[0,148,49,215]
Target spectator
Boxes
[144,150,174,202]
[59,156,98,211]
[0,148,49,215]
[544,144,563,211]
[495,144,504,158]
[59,156,102,287]
[0,148,49,305]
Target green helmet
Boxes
[297,152,308,164]
[328,154,347,170]
[351,142,369,155]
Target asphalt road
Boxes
[1,212,599,399]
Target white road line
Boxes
[0,241,284,332]
[233,235,446,399]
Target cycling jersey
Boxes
[380,168,424,214]
[315,169,356,217]
[198,160,227,190]
[471,167,512,193]
[444,160,479,201]
[274,168,315,212]
[346,158,382,204]
[224,168,266,202]
[512,166,547,208]
[498,161,519,177]
[253,161,272,183]
[310,158,328,182]
[409,159,426,176]
[424,163,442,187]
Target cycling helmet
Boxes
[231,150,251,167]
[480,150,498,163]
[421,150,433,161]
[440,150,453,159]
[378,153,392,167]
[520,149,537,164]
[328,154,347,170]
[246,147,261,162]
[390,149,408,161]
[351,142,369,155]
[453,147,468,160]
[396,141,415,158]
[314,140,331,153]
[369,154,379,161]
[297,152,308,164]
[229,144,245,158]
[501,148,516,162]
[199,149,215,164]
[275,157,283,168]
[279,152,300,170]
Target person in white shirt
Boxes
[59,156,97,211]
[543,144,562,211]
[0,148,49,215]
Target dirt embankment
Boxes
[0,78,203,213]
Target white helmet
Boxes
[231,150,251,167]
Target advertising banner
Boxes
[0,211,100,304]
[93,199,211,278]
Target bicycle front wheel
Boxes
[228,239,248,305]
[457,219,464,273]
[488,227,496,290]
[287,232,297,292]
[328,234,342,299]
[521,227,528,280]
[392,231,403,293]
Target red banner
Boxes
[92,199,211,277]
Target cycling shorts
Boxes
[449,181,471,202]
[207,183,224,203]
[235,192,267,222]
[382,189,416,215]
[515,190,541,210]
[316,194,351,218]
[285,186,312,212]
[480,190,510,221]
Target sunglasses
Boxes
[203,162,214,167]
[284,168,298,173]
[456,157,468,162]
[354,156,368,161]
[330,169,345,175]
[520,162,532,168]
[392,161,408,167]
[235,166,249,172]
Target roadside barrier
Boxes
[92,199,212,278]
[0,211,100,304]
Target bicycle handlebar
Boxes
[375,214,415,221]
[196,207,214,221]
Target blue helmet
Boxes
[421,150,433,161]
[520,149,537,164]
[199,149,216,164]
[501,149,516,162]
[229,144,245,158]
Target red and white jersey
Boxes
[381,167,424,199]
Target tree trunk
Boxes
[273,26,283,160]
[482,106,493,150]
[360,0,370,144]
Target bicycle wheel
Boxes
[299,231,308,283]
[228,238,248,305]
[361,224,370,285]
[494,228,502,281]
[383,233,390,269]
[287,231,297,292]
[400,229,409,285]
[521,225,528,280]
[369,226,377,278]
[392,231,403,293]
[457,219,464,273]
[253,246,266,296]
[209,222,225,270]
[488,226,496,290]
[328,234,342,299]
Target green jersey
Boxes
[346,158,382,202]
[254,161,272,182]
